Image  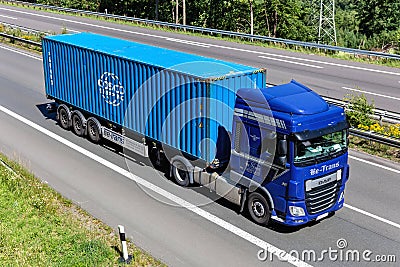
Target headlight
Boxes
[289,206,305,217]
[336,169,342,180]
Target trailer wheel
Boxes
[87,117,101,143]
[58,106,70,130]
[72,112,85,137]
[172,160,190,187]
[247,192,271,226]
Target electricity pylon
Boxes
[317,0,337,45]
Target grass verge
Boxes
[0,154,164,266]
[1,0,400,68]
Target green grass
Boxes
[0,154,164,266]
[1,0,400,69]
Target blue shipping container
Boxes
[42,32,266,161]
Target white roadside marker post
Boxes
[118,225,132,263]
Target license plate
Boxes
[305,172,336,191]
[102,128,125,146]
[316,212,329,221]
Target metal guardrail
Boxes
[4,0,400,60]
[1,23,399,148]
[350,128,400,148]
[0,21,44,47]
[0,21,45,35]
[0,32,41,46]
[323,96,400,125]
[324,96,400,148]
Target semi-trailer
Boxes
[42,32,349,226]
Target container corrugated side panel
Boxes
[43,39,125,128]
[43,38,207,160]
[134,68,209,160]
[127,70,207,160]
[206,71,266,161]
[44,38,155,128]
[43,38,265,162]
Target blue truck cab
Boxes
[226,80,349,226]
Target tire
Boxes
[247,192,271,226]
[87,118,101,143]
[72,113,85,137]
[58,106,70,130]
[172,160,190,187]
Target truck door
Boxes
[230,116,289,216]
[235,120,275,182]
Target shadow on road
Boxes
[36,103,57,121]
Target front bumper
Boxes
[271,186,345,226]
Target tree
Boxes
[356,0,400,37]
[249,0,254,35]
[183,0,186,25]
[257,0,312,40]
[155,0,159,20]
[30,0,399,53]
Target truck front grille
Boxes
[305,178,341,215]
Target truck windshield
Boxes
[294,130,347,165]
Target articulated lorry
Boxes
[42,33,349,226]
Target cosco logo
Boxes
[98,72,125,107]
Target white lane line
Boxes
[343,86,400,101]
[349,155,400,174]
[1,7,399,77]
[261,53,400,76]
[346,155,400,229]
[344,204,400,230]
[67,29,81,33]
[259,55,323,69]
[0,14,17,20]
[0,104,310,267]
[166,37,211,48]
[0,44,42,60]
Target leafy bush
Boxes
[345,93,400,139]
[344,92,375,127]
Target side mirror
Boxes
[275,155,287,167]
[277,139,287,155]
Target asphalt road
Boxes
[0,40,400,267]
[0,4,400,113]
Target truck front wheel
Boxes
[247,192,271,226]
